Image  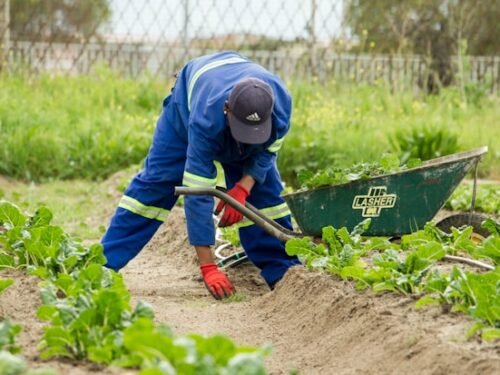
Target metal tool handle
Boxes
[174,186,304,242]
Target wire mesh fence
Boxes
[1,0,499,92]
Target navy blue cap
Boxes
[227,77,274,144]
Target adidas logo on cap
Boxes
[246,112,261,121]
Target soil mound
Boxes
[256,267,500,374]
[123,207,500,374]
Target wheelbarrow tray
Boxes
[283,147,488,237]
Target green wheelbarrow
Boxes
[175,147,492,269]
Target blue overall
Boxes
[101,51,300,286]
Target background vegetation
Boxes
[0,68,163,181]
[0,69,498,186]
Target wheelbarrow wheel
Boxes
[436,212,492,239]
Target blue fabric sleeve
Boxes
[243,151,277,185]
[183,125,219,246]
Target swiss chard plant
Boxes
[445,183,500,215]
[0,201,269,373]
[285,217,500,340]
[297,153,422,190]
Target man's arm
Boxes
[195,245,215,265]
[183,125,235,299]
[237,174,256,192]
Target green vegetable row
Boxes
[445,183,500,215]
[1,281,54,374]
[285,218,500,341]
[0,201,268,374]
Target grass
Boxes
[282,81,500,186]
[0,167,139,240]
[0,178,111,240]
[222,291,247,303]
[0,67,165,181]
[0,68,498,188]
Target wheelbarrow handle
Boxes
[174,186,304,242]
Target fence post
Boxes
[307,0,317,80]
[0,0,9,71]
[182,0,189,62]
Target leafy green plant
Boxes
[0,351,26,375]
[0,68,163,182]
[0,351,57,375]
[417,267,500,341]
[445,183,500,215]
[390,126,460,163]
[297,153,421,190]
[0,202,106,276]
[1,75,498,184]
[114,318,268,374]
[0,321,22,354]
[220,226,241,247]
[286,218,500,340]
[0,200,269,372]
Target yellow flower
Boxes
[370,41,375,48]
[362,29,368,36]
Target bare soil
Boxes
[1,207,499,374]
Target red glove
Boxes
[200,263,235,299]
[215,183,250,227]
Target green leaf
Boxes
[77,264,107,290]
[93,289,129,327]
[463,270,500,326]
[29,207,53,228]
[39,284,58,305]
[0,350,27,375]
[0,202,26,229]
[415,295,440,310]
[414,242,446,261]
[132,301,155,320]
[481,218,499,236]
[37,304,60,323]
[336,228,353,246]
[481,328,500,341]
[285,238,316,257]
[322,226,342,253]
[373,281,399,293]
[85,244,107,266]
[475,236,500,265]
[24,226,64,265]
[340,266,370,289]
[192,334,237,365]
[138,368,176,375]
[39,345,74,360]
[28,266,50,279]
[226,352,267,375]
[39,327,75,359]
[406,158,423,168]
[466,322,485,339]
[0,278,14,296]
[0,254,15,269]
[0,321,21,354]
[54,274,74,295]
[88,345,114,364]
[380,153,400,171]
[122,318,180,365]
[350,219,371,236]
[297,169,314,187]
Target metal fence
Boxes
[1,0,499,92]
